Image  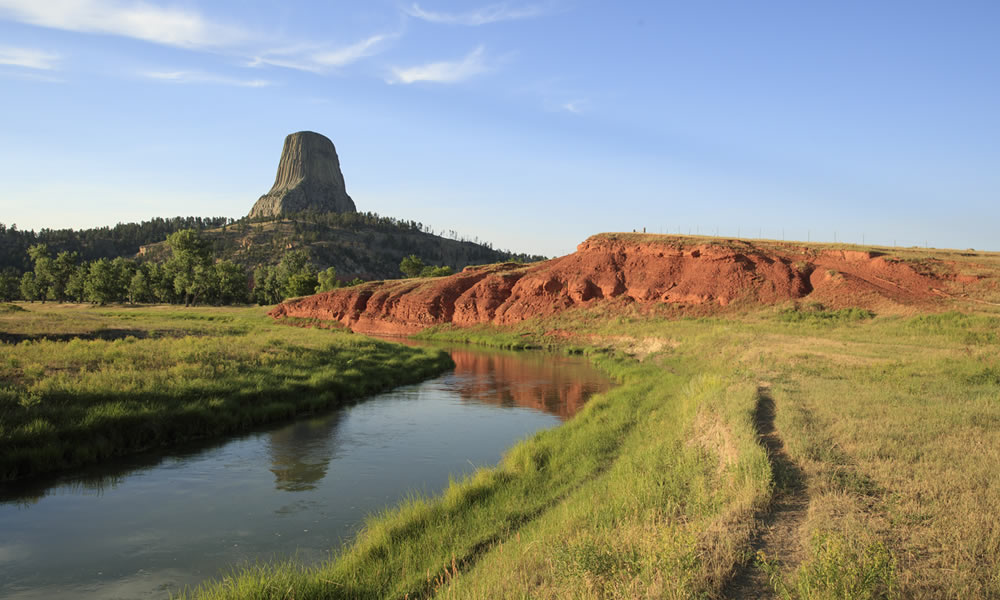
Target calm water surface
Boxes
[0,343,612,599]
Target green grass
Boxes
[0,303,452,480]
[185,331,773,599]
[187,304,1000,599]
[445,305,999,598]
[775,303,876,323]
[762,314,1000,598]
[759,532,898,600]
[9,299,1000,598]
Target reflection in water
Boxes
[448,348,602,419]
[0,435,235,507]
[0,473,129,508]
[0,343,613,600]
[261,345,606,493]
[267,413,343,492]
[0,345,604,507]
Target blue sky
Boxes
[1,1,997,257]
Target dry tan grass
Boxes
[503,305,1000,598]
[761,317,1000,598]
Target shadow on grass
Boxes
[723,386,808,599]
[0,328,151,343]
[754,388,806,493]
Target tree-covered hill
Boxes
[0,217,231,273]
[0,212,546,303]
[137,211,544,281]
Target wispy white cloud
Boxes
[141,70,271,88]
[0,0,246,49]
[0,1,395,80]
[0,70,65,83]
[0,45,61,70]
[314,33,391,68]
[561,99,588,114]
[404,2,546,25]
[246,52,317,73]
[388,45,487,84]
[250,33,395,73]
[509,77,595,114]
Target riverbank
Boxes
[425,306,1000,598]
[195,302,1000,598]
[0,304,453,481]
[186,329,773,598]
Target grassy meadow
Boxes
[0,303,452,481]
[420,303,1000,599]
[188,300,999,599]
[4,296,998,599]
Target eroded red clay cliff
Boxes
[269,234,975,335]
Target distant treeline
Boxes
[0,217,232,273]
[0,211,546,304]
[0,211,544,275]
[247,210,432,234]
[0,231,361,306]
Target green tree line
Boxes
[0,230,363,306]
[0,217,232,272]
[1,212,545,278]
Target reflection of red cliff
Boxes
[448,350,602,419]
[270,234,951,335]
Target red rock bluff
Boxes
[269,234,947,335]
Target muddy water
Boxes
[0,344,611,599]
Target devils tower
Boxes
[248,131,357,219]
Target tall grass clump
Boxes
[776,304,875,324]
[760,532,898,600]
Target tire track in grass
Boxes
[724,386,809,599]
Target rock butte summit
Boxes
[248,131,357,219]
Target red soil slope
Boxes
[270,234,994,335]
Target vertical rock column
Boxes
[248,131,357,218]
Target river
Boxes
[0,343,612,599]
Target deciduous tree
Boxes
[316,266,338,292]
[85,259,118,304]
[166,230,212,306]
[0,270,20,301]
[19,272,39,302]
[215,260,249,305]
[400,254,424,278]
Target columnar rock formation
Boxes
[248,131,357,219]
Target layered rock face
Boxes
[248,131,356,219]
[270,234,953,335]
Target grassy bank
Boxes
[186,331,773,598]
[187,301,1000,599]
[0,303,453,481]
[422,305,1000,598]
